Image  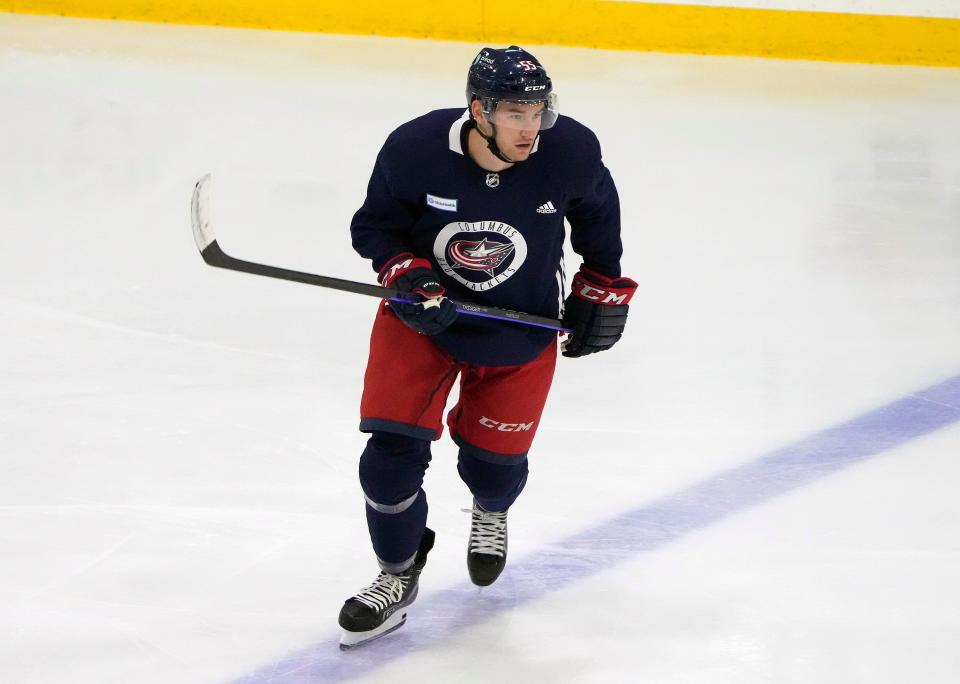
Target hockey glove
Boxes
[561,266,638,358]
[379,253,458,336]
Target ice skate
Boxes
[338,527,435,650]
[466,500,508,586]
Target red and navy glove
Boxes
[379,253,458,336]
[561,266,638,358]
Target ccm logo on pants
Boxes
[479,416,534,432]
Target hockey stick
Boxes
[191,175,570,332]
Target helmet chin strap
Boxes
[469,118,532,165]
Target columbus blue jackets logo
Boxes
[448,238,514,274]
[433,221,528,292]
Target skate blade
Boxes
[339,611,407,651]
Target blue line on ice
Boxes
[231,373,960,683]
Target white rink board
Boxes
[617,0,960,19]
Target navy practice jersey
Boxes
[350,108,623,367]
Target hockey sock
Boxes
[457,447,528,513]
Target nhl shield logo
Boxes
[485,173,500,188]
[433,221,528,292]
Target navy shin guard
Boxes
[359,431,432,571]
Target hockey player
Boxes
[338,45,638,649]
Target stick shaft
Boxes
[191,176,569,332]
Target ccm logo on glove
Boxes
[379,257,415,286]
[571,269,636,306]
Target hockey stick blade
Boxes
[191,173,216,253]
[190,175,570,332]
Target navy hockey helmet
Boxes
[466,46,559,130]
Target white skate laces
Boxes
[465,505,508,557]
[353,572,407,611]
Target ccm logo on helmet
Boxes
[479,416,534,432]
[577,284,630,305]
[524,85,547,91]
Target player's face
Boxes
[489,101,545,160]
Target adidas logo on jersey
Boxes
[536,201,557,214]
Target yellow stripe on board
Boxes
[2,0,959,67]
